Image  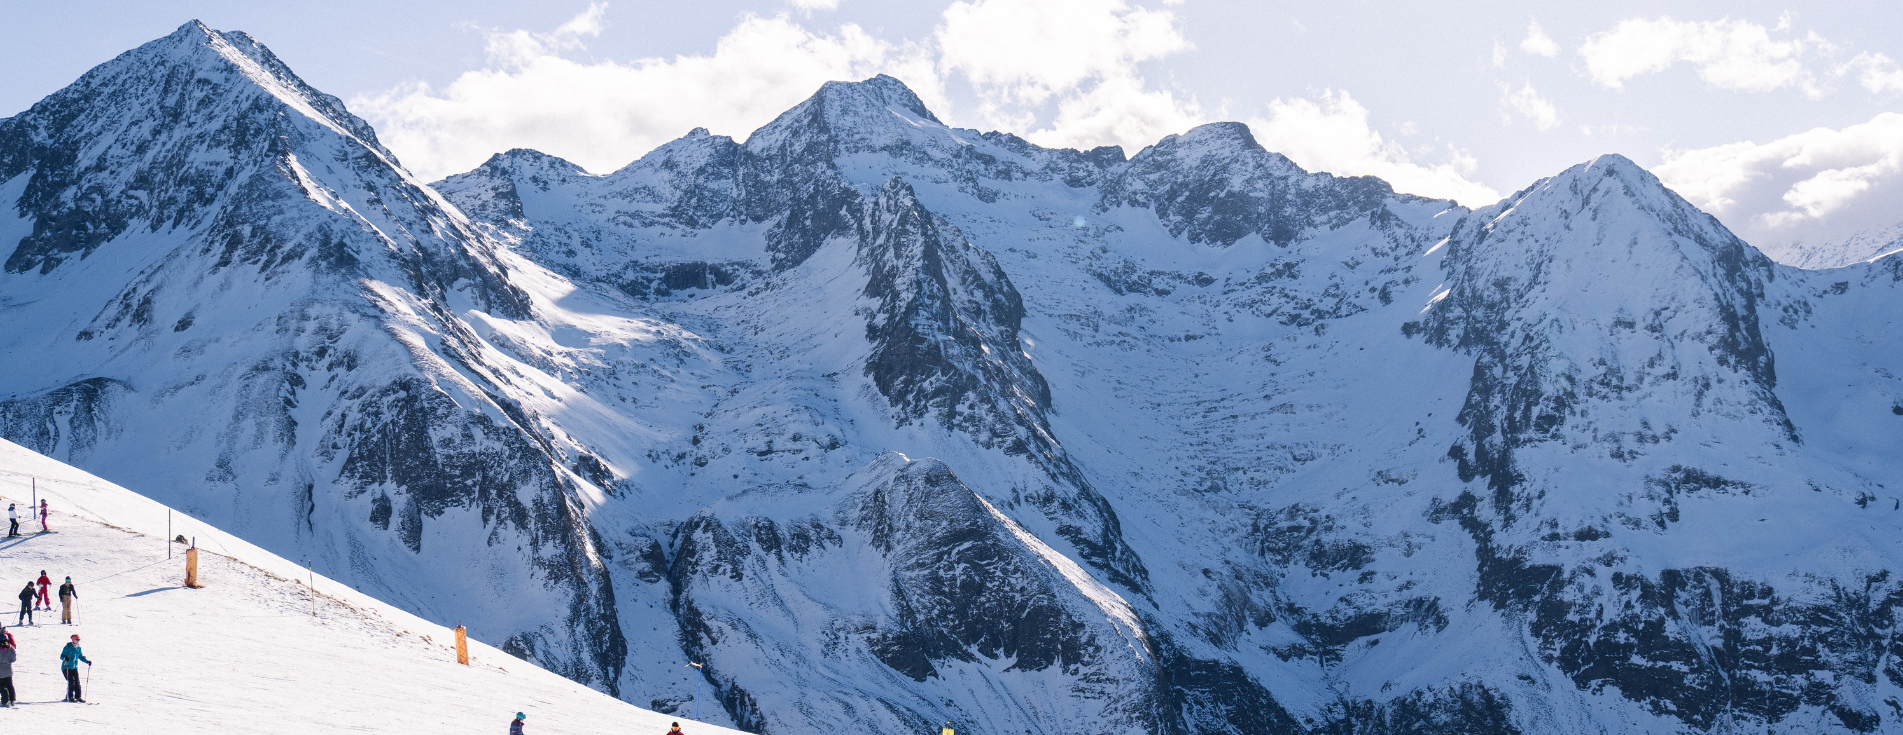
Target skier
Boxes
[510,712,527,734]
[6,504,16,537]
[58,577,77,625]
[668,722,685,734]
[59,634,89,702]
[15,583,33,626]
[35,571,51,611]
[0,634,14,708]
[38,500,48,533]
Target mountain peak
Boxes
[816,74,941,125]
[1537,153,1683,209]
[1135,121,1304,178]
[42,21,391,161]
[485,148,590,177]
[744,75,951,158]
[169,19,216,39]
[1174,121,1266,151]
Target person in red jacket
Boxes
[34,573,50,611]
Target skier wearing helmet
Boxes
[60,634,90,702]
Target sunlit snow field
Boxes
[0,438,741,735]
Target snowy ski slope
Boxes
[0,437,742,735]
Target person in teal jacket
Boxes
[59,634,89,702]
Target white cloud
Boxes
[936,0,1187,104]
[1245,91,1501,206]
[1029,74,1203,153]
[1579,123,1644,136]
[358,0,1208,179]
[353,11,896,179]
[1519,21,1559,58]
[1843,52,1903,94]
[1491,41,1508,68]
[1499,82,1560,130]
[1652,112,1903,246]
[934,0,1203,153]
[790,0,841,10]
[1578,17,1824,96]
[483,2,607,66]
[356,0,1498,207]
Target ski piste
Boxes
[0,439,747,733]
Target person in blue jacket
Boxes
[60,634,89,702]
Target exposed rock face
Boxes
[9,23,1903,735]
[668,454,1165,735]
[1098,122,1415,247]
[857,178,1048,451]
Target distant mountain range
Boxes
[3,21,1902,735]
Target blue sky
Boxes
[6,1,1902,250]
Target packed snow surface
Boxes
[0,438,741,735]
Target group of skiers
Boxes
[0,627,92,704]
[6,501,49,537]
[506,713,688,733]
[0,571,89,704]
[16,572,77,626]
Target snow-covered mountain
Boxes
[1755,220,1903,270]
[6,22,1903,735]
[0,21,628,696]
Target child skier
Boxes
[35,572,51,611]
[510,712,527,734]
[38,500,48,533]
[60,634,90,702]
[6,504,16,537]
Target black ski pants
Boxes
[14,601,28,626]
[6,519,15,536]
[62,668,80,701]
[0,677,13,706]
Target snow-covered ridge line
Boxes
[7,19,1903,735]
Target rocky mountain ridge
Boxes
[4,21,1903,735]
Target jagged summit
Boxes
[0,19,448,278]
[1099,120,1434,247]
[741,73,965,163]
[142,20,388,157]
[1440,152,1769,300]
[482,147,591,173]
[1139,121,1303,174]
[819,74,943,124]
[1518,153,1726,224]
